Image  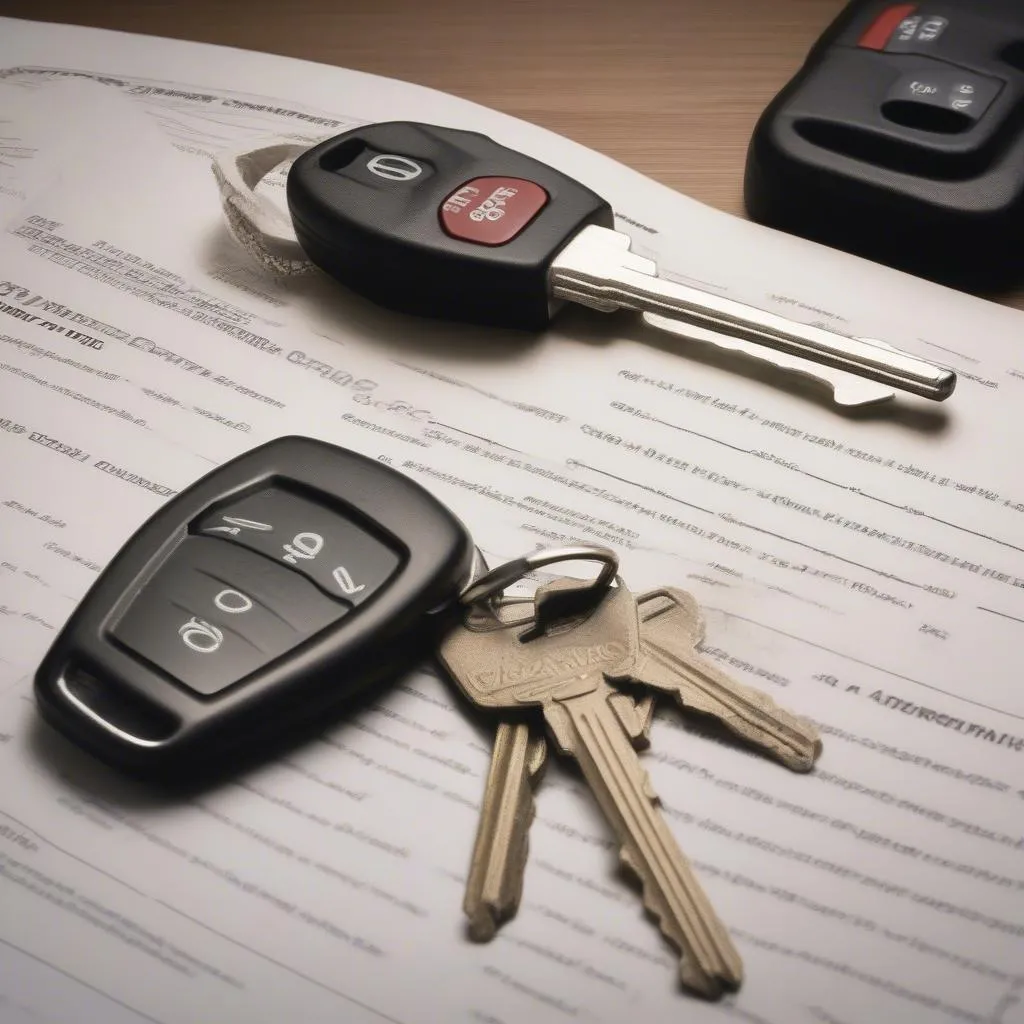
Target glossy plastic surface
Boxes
[34,436,475,777]
[287,121,613,330]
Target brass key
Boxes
[464,689,656,941]
[440,576,742,998]
[635,588,822,772]
[463,719,546,941]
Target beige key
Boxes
[464,693,656,940]
[636,588,821,772]
[464,720,547,941]
[441,579,742,998]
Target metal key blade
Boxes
[551,686,743,997]
[456,582,656,943]
[549,225,956,401]
[643,313,897,407]
[635,588,821,772]
[465,720,546,940]
[463,700,656,942]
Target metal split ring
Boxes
[459,545,618,609]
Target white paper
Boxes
[0,17,1022,1024]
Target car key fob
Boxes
[278,121,957,404]
[286,120,613,331]
[33,436,475,778]
[744,0,1024,289]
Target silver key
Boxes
[441,577,743,998]
[644,314,899,408]
[635,588,821,772]
[549,224,956,402]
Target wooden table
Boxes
[3,0,1023,310]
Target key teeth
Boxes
[619,847,743,999]
[681,959,742,1000]
[636,609,826,775]
[618,845,641,886]
[463,722,544,943]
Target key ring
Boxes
[459,545,618,609]
[210,140,314,275]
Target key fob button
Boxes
[111,537,344,696]
[882,68,1002,131]
[439,177,549,246]
[857,4,918,50]
[193,487,401,605]
[886,15,950,52]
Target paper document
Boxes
[0,16,1022,1024]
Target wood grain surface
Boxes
[3,0,1023,310]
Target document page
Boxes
[0,17,1022,1024]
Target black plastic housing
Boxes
[744,0,1024,289]
[287,121,614,330]
[33,436,475,778]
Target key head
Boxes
[33,436,475,779]
[286,121,614,331]
[439,578,639,711]
[636,587,705,649]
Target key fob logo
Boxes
[366,154,424,181]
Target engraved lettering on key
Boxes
[178,616,224,654]
[206,515,273,536]
[282,531,324,564]
[213,588,254,615]
[332,565,366,596]
[440,578,743,998]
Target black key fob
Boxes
[744,0,1024,290]
[34,436,475,778]
[286,120,613,330]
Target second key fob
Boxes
[744,0,1024,289]
[34,436,475,778]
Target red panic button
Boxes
[859,4,918,49]
[439,177,549,246]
